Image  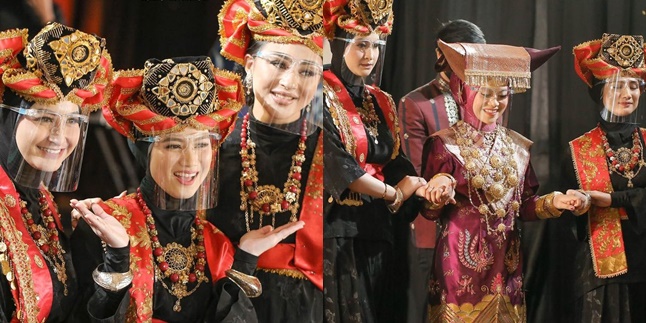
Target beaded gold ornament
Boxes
[602,128,646,188]
[20,191,68,295]
[356,88,381,144]
[239,113,307,231]
[455,121,522,239]
[136,189,209,312]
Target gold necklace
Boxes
[137,190,208,312]
[356,88,381,144]
[21,191,68,295]
[455,121,522,240]
[239,113,306,231]
[602,128,646,188]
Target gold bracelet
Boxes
[226,269,262,298]
[535,194,548,219]
[381,182,388,200]
[387,186,404,214]
[573,189,592,216]
[535,192,563,219]
[432,173,456,188]
[92,266,133,292]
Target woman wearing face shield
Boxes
[322,1,430,322]
[209,0,325,322]
[0,23,112,322]
[69,56,304,322]
[418,41,585,322]
[565,33,646,322]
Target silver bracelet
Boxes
[92,265,133,292]
[225,269,262,298]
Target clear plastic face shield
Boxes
[246,43,323,135]
[469,82,513,131]
[598,74,645,124]
[141,129,221,211]
[1,101,89,192]
[334,32,387,86]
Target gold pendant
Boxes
[0,254,10,276]
[173,299,182,312]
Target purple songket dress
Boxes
[421,117,542,323]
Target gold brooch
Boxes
[152,63,214,117]
[48,30,102,86]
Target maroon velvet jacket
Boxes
[398,79,458,248]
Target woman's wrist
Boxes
[387,186,404,213]
[432,173,456,188]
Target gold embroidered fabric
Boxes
[428,293,526,323]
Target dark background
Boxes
[2,0,646,321]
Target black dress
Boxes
[70,175,259,322]
[563,120,646,323]
[0,108,78,323]
[207,114,323,323]
[323,74,419,323]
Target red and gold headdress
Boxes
[103,56,243,141]
[323,0,394,39]
[573,33,646,88]
[218,0,324,65]
[0,23,112,113]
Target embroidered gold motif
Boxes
[602,34,644,68]
[33,256,44,269]
[428,293,526,323]
[151,62,214,117]
[457,230,493,273]
[324,80,356,155]
[258,267,307,279]
[0,201,41,322]
[4,195,15,208]
[47,30,102,86]
[259,0,323,32]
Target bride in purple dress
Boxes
[419,40,584,322]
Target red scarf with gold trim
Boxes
[323,70,400,180]
[257,131,323,290]
[0,168,58,323]
[569,125,645,278]
[101,194,235,322]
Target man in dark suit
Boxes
[397,19,486,323]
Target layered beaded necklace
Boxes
[136,189,208,312]
[602,128,646,188]
[357,88,381,144]
[239,113,306,231]
[454,121,522,240]
[21,190,68,295]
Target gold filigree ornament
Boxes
[152,63,214,117]
[48,30,102,87]
[365,0,393,24]
[357,88,381,143]
[240,113,307,231]
[604,34,644,68]
[260,0,323,33]
[455,121,522,239]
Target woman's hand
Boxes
[552,192,582,211]
[565,189,591,215]
[419,175,456,207]
[71,200,129,248]
[587,190,612,207]
[239,221,305,256]
[397,176,427,201]
[70,192,126,230]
